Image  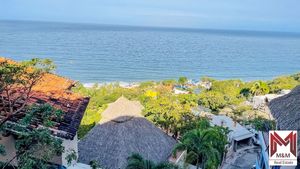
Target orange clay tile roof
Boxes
[0,57,90,139]
[0,57,81,99]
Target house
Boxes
[186,79,201,86]
[78,96,176,169]
[208,115,254,151]
[0,58,90,168]
[173,85,189,94]
[199,81,212,90]
[251,90,291,110]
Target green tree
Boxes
[291,73,300,82]
[178,76,188,86]
[198,79,247,112]
[178,118,211,136]
[198,91,226,111]
[246,117,275,132]
[143,94,195,139]
[173,122,228,169]
[12,104,65,169]
[210,80,244,105]
[0,58,55,126]
[126,153,177,169]
[250,81,270,96]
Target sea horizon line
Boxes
[1,19,300,36]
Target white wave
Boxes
[82,81,141,88]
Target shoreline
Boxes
[81,72,300,88]
[83,81,141,88]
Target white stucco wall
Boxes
[172,151,200,169]
[0,134,18,166]
[61,134,79,167]
[67,163,92,169]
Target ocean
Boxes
[0,20,300,84]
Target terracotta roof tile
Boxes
[0,57,90,139]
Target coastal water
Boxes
[0,20,300,83]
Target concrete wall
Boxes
[61,134,78,167]
[0,134,18,166]
[173,151,201,169]
[39,134,79,167]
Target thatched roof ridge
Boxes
[269,85,300,130]
[78,97,176,169]
[100,96,143,123]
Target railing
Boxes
[255,156,261,169]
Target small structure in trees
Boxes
[209,115,254,151]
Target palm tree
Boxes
[250,81,270,96]
[126,153,178,169]
[173,127,228,169]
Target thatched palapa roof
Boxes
[269,86,300,130]
[100,96,143,123]
[268,85,300,154]
[78,96,176,169]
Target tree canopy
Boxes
[172,118,229,169]
[126,153,178,169]
[178,76,188,85]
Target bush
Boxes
[178,76,188,85]
[245,117,275,131]
[250,81,270,96]
[269,76,299,93]
[199,91,226,111]
[291,73,300,82]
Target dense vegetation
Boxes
[72,72,300,167]
[72,71,299,168]
[126,153,178,169]
[2,58,299,168]
[173,118,229,169]
[243,117,276,132]
[74,72,300,138]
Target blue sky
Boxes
[1,0,300,32]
